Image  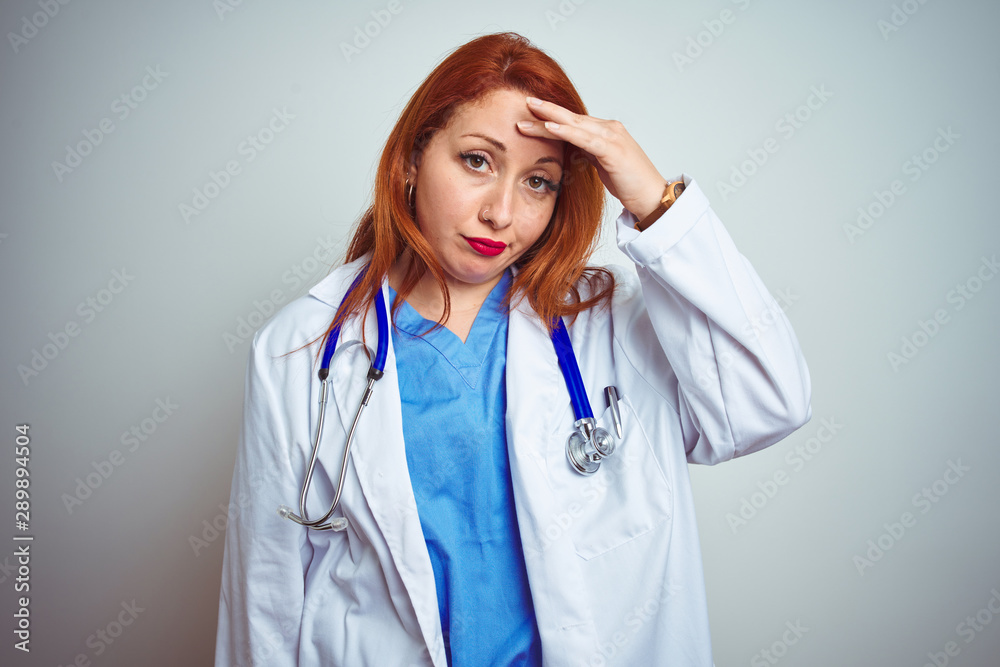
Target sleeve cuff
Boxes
[615,174,713,267]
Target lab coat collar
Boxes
[307,254,369,309]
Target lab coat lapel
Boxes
[326,279,447,666]
[505,299,598,665]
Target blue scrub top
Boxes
[389,271,543,666]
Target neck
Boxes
[388,252,503,334]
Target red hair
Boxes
[329,32,613,347]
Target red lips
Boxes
[465,237,507,257]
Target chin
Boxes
[449,266,502,287]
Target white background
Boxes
[1,1,998,665]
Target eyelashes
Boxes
[461,151,488,170]
[459,151,560,194]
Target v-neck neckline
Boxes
[388,271,511,388]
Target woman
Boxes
[216,32,811,667]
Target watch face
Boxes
[671,181,685,199]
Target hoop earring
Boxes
[405,178,415,210]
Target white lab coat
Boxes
[215,177,811,667]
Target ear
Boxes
[407,148,422,185]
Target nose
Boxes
[481,179,515,229]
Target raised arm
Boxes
[614,177,812,464]
[517,97,811,464]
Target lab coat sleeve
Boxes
[216,326,311,667]
[615,175,812,464]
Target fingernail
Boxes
[526,96,543,107]
[545,121,560,131]
[517,120,535,129]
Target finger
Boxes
[526,97,615,139]
[516,121,600,178]
[517,118,600,159]
[515,119,560,140]
[526,99,614,142]
[524,98,627,159]
[525,97,617,140]
[535,119,617,163]
[524,96,585,125]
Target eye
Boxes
[460,151,489,172]
[527,175,559,194]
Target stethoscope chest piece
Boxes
[566,415,617,475]
[552,315,624,476]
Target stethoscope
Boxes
[278,267,624,531]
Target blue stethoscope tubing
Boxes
[278,266,619,531]
[278,270,388,531]
[551,319,618,474]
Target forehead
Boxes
[438,88,564,158]
[450,89,534,125]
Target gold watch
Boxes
[635,180,686,232]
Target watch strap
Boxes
[635,180,686,232]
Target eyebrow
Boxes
[461,132,563,168]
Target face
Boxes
[408,88,564,292]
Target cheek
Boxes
[524,219,548,245]
[519,204,555,243]
[417,177,476,232]
[415,198,449,239]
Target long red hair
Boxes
[329,32,613,349]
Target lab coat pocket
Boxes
[557,394,673,560]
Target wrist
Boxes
[630,182,669,222]
[634,179,686,232]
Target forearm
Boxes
[617,177,812,463]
